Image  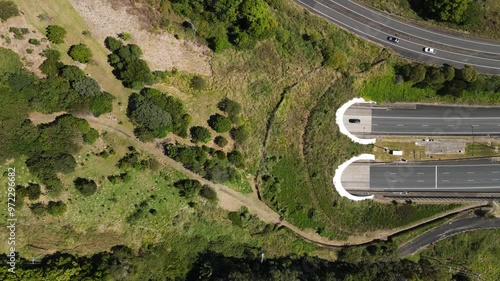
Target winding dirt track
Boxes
[29,113,487,247]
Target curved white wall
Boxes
[336,98,376,144]
[332,154,375,201]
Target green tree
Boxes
[46,25,67,44]
[208,114,232,133]
[208,36,231,52]
[190,126,211,143]
[0,1,18,21]
[72,76,101,97]
[443,65,456,81]
[104,36,123,51]
[217,98,241,117]
[230,126,249,143]
[60,65,85,81]
[29,203,46,215]
[74,177,98,196]
[174,179,203,198]
[47,201,67,216]
[68,43,93,63]
[214,136,228,147]
[409,64,427,83]
[190,75,207,90]
[458,64,478,82]
[227,150,244,168]
[424,0,471,23]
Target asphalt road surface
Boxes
[398,217,500,257]
[295,0,500,74]
[369,159,500,192]
[346,104,500,136]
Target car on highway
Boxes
[423,47,436,54]
[387,36,400,43]
[348,119,361,124]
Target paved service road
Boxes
[398,217,500,257]
[345,104,500,136]
[295,0,500,74]
[369,159,500,192]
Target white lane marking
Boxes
[390,172,397,175]
[397,124,404,127]
[422,125,429,127]
[341,0,500,50]
[371,131,500,134]
[372,124,378,126]
[418,180,425,183]
[472,124,479,127]
[447,125,454,127]
[443,172,450,174]
[492,171,499,174]
[467,172,474,174]
[371,164,500,168]
[441,180,450,182]
[467,180,475,182]
[492,179,499,181]
[296,0,500,70]
[417,172,424,175]
[435,166,438,189]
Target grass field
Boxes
[357,0,500,40]
[416,229,500,280]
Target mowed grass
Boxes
[357,0,500,40]
[417,229,500,280]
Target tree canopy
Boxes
[46,25,67,44]
[68,43,93,63]
[0,1,19,21]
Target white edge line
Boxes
[343,0,500,49]
[333,154,375,201]
[336,97,377,145]
[316,0,500,65]
[297,0,500,70]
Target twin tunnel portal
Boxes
[336,100,500,201]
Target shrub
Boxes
[208,114,232,133]
[46,25,67,44]
[74,177,98,196]
[208,36,231,52]
[227,150,244,168]
[200,185,217,200]
[190,126,212,143]
[217,98,241,117]
[29,203,46,215]
[0,1,18,21]
[104,36,123,51]
[60,65,85,81]
[25,183,41,200]
[190,75,206,90]
[119,32,132,40]
[230,126,249,143]
[68,43,93,63]
[47,201,67,216]
[214,136,228,147]
[174,179,203,198]
[458,64,478,82]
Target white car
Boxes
[423,47,436,54]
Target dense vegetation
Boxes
[0,246,456,280]
[105,36,154,88]
[127,87,191,140]
[171,0,277,50]
[164,142,249,191]
[0,0,18,21]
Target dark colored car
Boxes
[387,36,400,43]
[349,119,361,124]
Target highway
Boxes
[369,159,500,192]
[398,217,500,257]
[345,104,500,136]
[295,0,500,74]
